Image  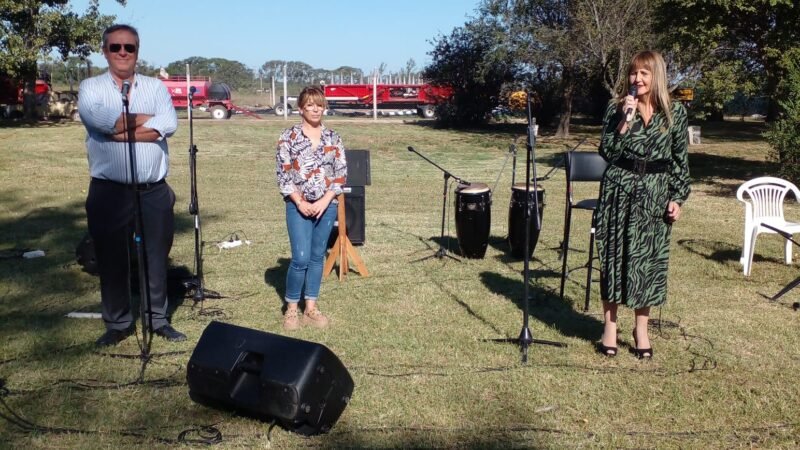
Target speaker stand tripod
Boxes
[324,193,369,280]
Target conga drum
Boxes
[508,182,545,259]
[455,183,492,259]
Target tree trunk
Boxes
[707,109,724,122]
[765,73,780,122]
[555,70,575,138]
[23,79,37,120]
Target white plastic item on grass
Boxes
[23,250,45,258]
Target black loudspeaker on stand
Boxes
[329,149,370,246]
[187,321,354,436]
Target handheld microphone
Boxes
[624,84,637,122]
[121,80,131,101]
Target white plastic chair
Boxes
[736,177,800,276]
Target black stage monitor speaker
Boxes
[346,149,371,186]
[187,321,354,436]
[328,186,365,246]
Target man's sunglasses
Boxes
[108,43,137,53]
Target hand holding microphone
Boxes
[624,84,637,122]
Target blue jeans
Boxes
[285,201,337,303]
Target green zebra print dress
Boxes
[595,100,691,309]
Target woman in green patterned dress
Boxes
[595,50,691,359]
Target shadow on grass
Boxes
[426,234,462,259]
[263,257,290,304]
[0,189,197,359]
[480,271,601,342]
[697,120,768,143]
[688,152,778,192]
[677,238,742,266]
[677,237,797,276]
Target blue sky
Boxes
[70,0,480,73]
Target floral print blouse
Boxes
[276,124,347,201]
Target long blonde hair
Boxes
[618,50,673,126]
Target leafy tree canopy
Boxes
[0,0,121,117]
[424,17,520,127]
[656,0,800,120]
[165,57,254,90]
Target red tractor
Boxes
[160,76,257,120]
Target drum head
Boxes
[457,182,490,194]
[511,182,544,192]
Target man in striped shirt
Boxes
[79,24,186,347]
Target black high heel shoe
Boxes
[631,329,653,359]
[596,342,618,357]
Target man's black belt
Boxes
[92,177,166,190]
[613,157,670,176]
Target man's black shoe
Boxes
[95,325,136,348]
[154,325,187,342]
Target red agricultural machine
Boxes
[275,83,453,117]
[160,76,259,120]
[0,76,79,121]
[325,83,452,117]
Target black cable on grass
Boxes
[176,425,224,445]
[3,375,795,447]
[1,376,226,445]
[351,314,717,378]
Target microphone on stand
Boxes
[408,146,471,185]
[624,84,637,122]
[121,80,131,104]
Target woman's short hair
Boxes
[297,86,327,109]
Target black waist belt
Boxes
[92,177,166,190]
[613,157,669,175]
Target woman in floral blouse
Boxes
[275,86,347,331]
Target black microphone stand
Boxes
[510,137,518,186]
[489,94,566,363]
[183,82,222,303]
[122,86,153,357]
[408,146,469,262]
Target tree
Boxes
[41,55,91,89]
[330,66,363,84]
[692,60,756,120]
[656,0,800,121]
[483,0,655,136]
[424,17,519,127]
[0,0,120,118]
[166,57,254,90]
[765,48,800,184]
[573,0,652,96]
[403,58,417,83]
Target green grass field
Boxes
[1,115,798,449]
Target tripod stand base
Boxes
[183,277,224,301]
[412,246,461,263]
[483,337,568,347]
[483,325,567,363]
